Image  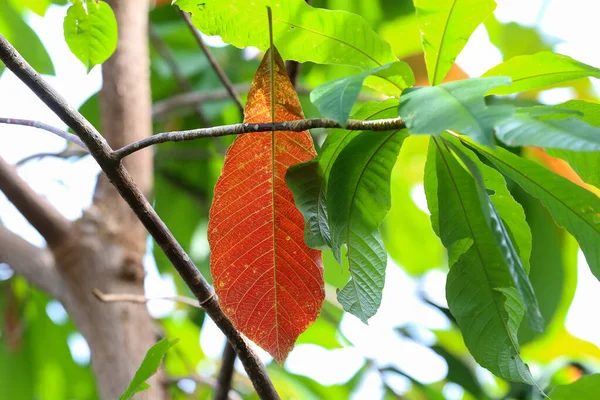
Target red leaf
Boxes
[208,48,324,363]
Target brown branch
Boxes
[149,25,210,126]
[0,117,88,150]
[0,156,71,247]
[215,342,238,400]
[151,84,381,119]
[178,8,244,116]
[0,33,280,400]
[116,117,405,159]
[93,288,202,308]
[152,84,250,118]
[16,148,89,166]
[0,225,65,299]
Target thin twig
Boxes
[16,148,89,166]
[149,25,210,126]
[0,156,71,247]
[152,84,381,119]
[178,8,244,115]
[0,117,88,150]
[115,117,405,160]
[93,289,202,308]
[0,33,280,400]
[215,342,237,400]
[166,376,244,400]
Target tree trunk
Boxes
[45,0,162,398]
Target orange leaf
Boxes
[208,48,324,363]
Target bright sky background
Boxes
[1,1,599,398]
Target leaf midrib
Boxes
[431,0,458,86]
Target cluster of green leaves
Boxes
[177,0,600,391]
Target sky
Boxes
[1,1,599,398]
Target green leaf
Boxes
[327,126,407,323]
[484,14,558,61]
[483,52,600,95]
[0,0,54,76]
[175,0,397,71]
[119,338,178,400]
[445,138,544,331]
[310,62,414,125]
[424,138,534,383]
[550,374,600,400]
[63,0,118,72]
[7,0,52,16]
[495,115,600,152]
[287,99,400,250]
[414,0,496,85]
[543,100,600,188]
[398,77,514,146]
[470,140,600,280]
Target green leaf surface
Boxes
[483,52,600,95]
[424,138,534,383]
[398,77,513,146]
[327,125,407,323]
[445,138,543,331]
[175,0,397,71]
[550,374,600,400]
[7,0,51,16]
[484,14,558,61]
[287,99,399,250]
[120,338,178,400]
[471,140,600,280]
[310,62,414,125]
[0,0,54,76]
[544,100,600,188]
[494,109,600,151]
[63,0,118,72]
[414,0,496,85]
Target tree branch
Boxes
[0,34,280,400]
[152,84,250,119]
[149,25,210,126]
[215,342,238,400]
[0,224,65,300]
[166,376,243,400]
[116,117,405,159]
[152,84,381,119]
[178,9,244,116]
[0,117,88,149]
[0,156,71,247]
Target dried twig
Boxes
[93,289,202,309]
